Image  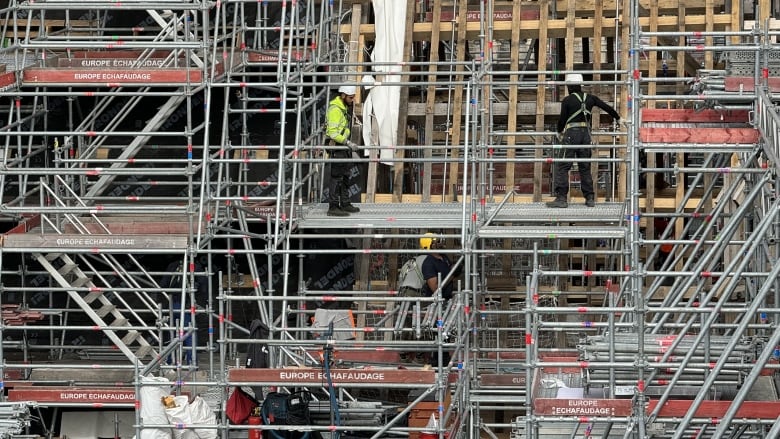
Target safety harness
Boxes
[564,92,591,130]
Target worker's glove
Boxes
[345,140,359,152]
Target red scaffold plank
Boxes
[425,9,540,22]
[639,127,759,144]
[725,76,780,93]
[480,373,527,386]
[303,349,400,364]
[62,221,200,235]
[1,233,189,250]
[229,368,436,385]
[534,397,633,417]
[4,214,41,235]
[0,71,16,89]
[7,387,136,404]
[58,57,171,69]
[22,68,203,84]
[646,399,780,419]
[247,50,311,63]
[63,50,171,59]
[641,109,751,123]
[57,50,172,68]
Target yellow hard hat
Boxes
[420,233,438,250]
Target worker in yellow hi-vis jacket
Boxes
[325,85,360,217]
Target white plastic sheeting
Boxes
[362,0,407,165]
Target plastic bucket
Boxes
[248,415,262,439]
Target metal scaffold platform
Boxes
[2,0,780,438]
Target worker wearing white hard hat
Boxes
[338,84,357,95]
[547,73,621,209]
[325,83,360,216]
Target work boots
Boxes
[546,197,568,208]
[327,207,349,217]
[341,204,360,213]
[585,196,596,207]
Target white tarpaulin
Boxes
[362,0,407,165]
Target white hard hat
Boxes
[361,75,375,90]
[338,85,356,95]
[565,73,583,84]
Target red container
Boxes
[420,433,438,439]
[248,416,262,439]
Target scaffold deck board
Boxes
[639,127,759,144]
[478,225,625,240]
[297,202,625,229]
[1,233,188,251]
[229,367,436,386]
[641,108,751,123]
[7,386,136,406]
[725,76,780,92]
[22,68,204,85]
[646,399,780,418]
[487,202,626,223]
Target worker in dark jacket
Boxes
[547,73,621,208]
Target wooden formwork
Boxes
[340,0,745,206]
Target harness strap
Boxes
[565,92,590,127]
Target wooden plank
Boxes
[392,0,415,203]
[341,15,736,41]
[759,0,771,24]
[705,0,714,69]
[532,0,549,202]
[675,5,687,102]
[566,0,575,73]
[422,0,444,203]
[729,0,741,45]
[554,0,724,12]
[445,0,469,202]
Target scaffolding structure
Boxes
[2,0,780,438]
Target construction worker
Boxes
[419,233,459,300]
[547,73,621,208]
[325,84,360,217]
[400,233,460,364]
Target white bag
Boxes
[139,376,173,439]
[189,396,218,439]
[165,395,196,439]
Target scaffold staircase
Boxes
[10,176,166,366]
[34,251,159,364]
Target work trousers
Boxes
[328,149,353,208]
[552,127,595,199]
